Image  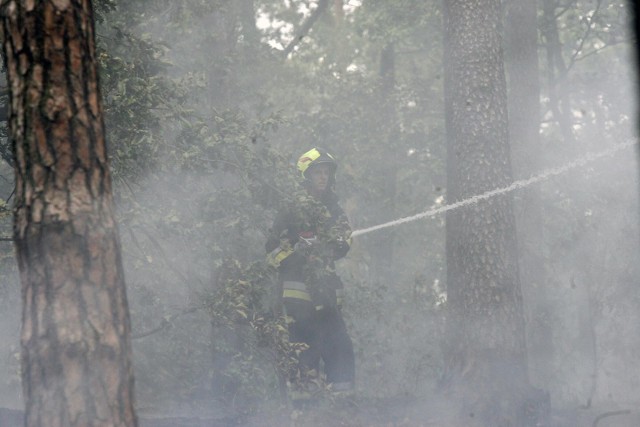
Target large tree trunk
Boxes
[0,1,137,426]
[442,0,533,424]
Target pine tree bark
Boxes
[443,0,531,424]
[0,1,137,426]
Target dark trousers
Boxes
[284,299,355,385]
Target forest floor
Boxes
[2,396,639,426]
[135,394,640,427]
[239,398,640,427]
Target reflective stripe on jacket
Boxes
[282,280,311,302]
[283,281,344,310]
[267,246,294,268]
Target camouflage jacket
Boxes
[265,189,351,296]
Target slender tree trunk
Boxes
[541,0,574,144]
[0,1,137,426]
[443,0,531,424]
[630,1,640,252]
[504,0,553,392]
[238,0,260,49]
[334,0,344,24]
[369,42,398,283]
[206,0,236,105]
[633,1,640,135]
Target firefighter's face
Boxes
[308,163,331,193]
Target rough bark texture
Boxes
[504,0,553,392]
[443,0,531,424]
[0,1,137,426]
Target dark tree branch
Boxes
[132,306,200,340]
[592,410,631,427]
[0,84,8,124]
[0,140,13,167]
[571,38,630,63]
[554,0,578,19]
[135,224,205,287]
[282,0,329,58]
[567,0,603,72]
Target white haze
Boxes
[0,2,638,426]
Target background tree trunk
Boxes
[368,42,398,283]
[541,0,575,144]
[443,0,532,424]
[633,1,640,135]
[0,1,137,426]
[504,0,553,392]
[238,0,260,48]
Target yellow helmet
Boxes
[296,147,337,179]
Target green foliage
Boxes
[97,13,186,181]
[205,259,274,327]
[94,0,117,22]
[353,0,440,43]
[202,258,304,411]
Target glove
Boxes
[330,236,349,259]
[294,235,317,255]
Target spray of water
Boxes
[351,139,638,237]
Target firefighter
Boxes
[266,147,355,399]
